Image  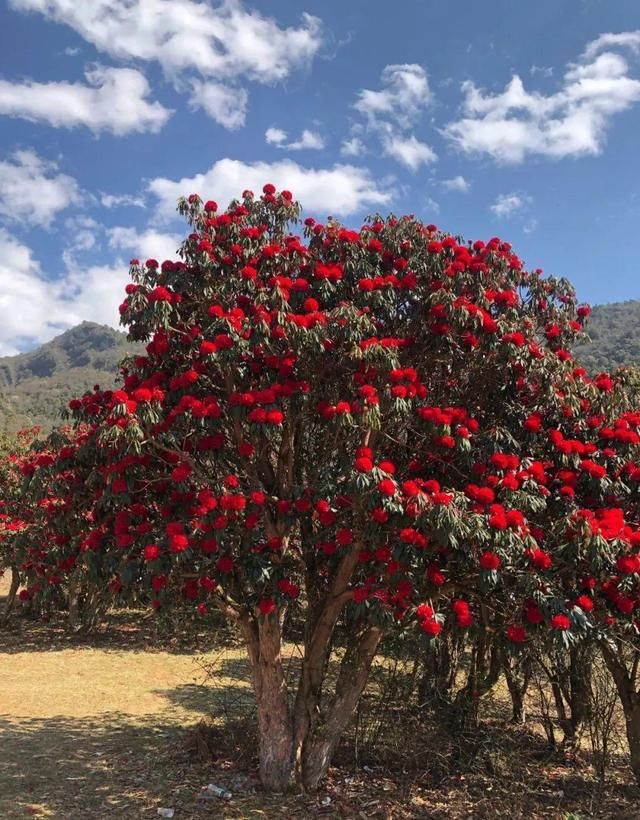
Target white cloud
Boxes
[352,64,436,171]
[0,229,48,354]
[0,229,127,354]
[9,1,324,126]
[58,262,130,331]
[108,226,181,263]
[424,196,440,214]
[530,65,553,78]
[64,46,80,56]
[284,129,325,151]
[441,175,470,192]
[189,80,247,129]
[355,64,432,127]
[0,150,80,227]
[444,41,640,163]
[0,66,171,134]
[148,157,393,218]
[0,223,185,355]
[490,192,532,218]
[265,127,288,145]
[340,136,366,157]
[266,127,325,150]
[64,215,99,254]
[582,31,640,61]
[382,134,436,170]
[100,193,146,209]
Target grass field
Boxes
[2,574,640,819]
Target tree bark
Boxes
[600,641,640,785]
[502,653,531,724]
[301,626,382,791]
[1,565,20,626]
[241,614,295,791]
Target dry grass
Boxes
[2,574,640,819]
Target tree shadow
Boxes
[0,713,212,819]
[0,607,234,656]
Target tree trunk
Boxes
[503,661,527,724]
[625,702,640,785]
[242,614,295,791]
[600,641,640,785]
[300,626,382,791]
[1,565,20,626]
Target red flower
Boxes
[525,603,544,624]
[355,456,374,472]
[266,409,284,425]
[258,597,276,615]
[528,548,552,570]
[551,613,570,630]
[479,551,501,570]
[575,594,594,612]
[416,603,434,620]
[420,618,442,636]
[216,556,234,574]
[506,624,526,643]
[378,479,396,497]
[171,464,192,482]
[143,544,161,562]
[336,528,354,546]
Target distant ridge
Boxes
[574,299,640,373]
[0,299,638,435]
[0,322,139,434]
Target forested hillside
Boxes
[574,299,640,372]
[0,322,139,434]
[0,300,638,434]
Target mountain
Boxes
[0,322,139,435]
[0,299,638,435]
[574,299,640,373]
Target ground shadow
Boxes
[0,713,212,819]
[0,607,235,656]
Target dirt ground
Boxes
[2,574,640,819]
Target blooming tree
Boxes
[8,186,640,789]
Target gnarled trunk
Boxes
[300,626,382,791]
[1,565,20,625]
[240,607,382,792]
[502,652,532,724]
[600,641,640,785]
[241,614,295,791]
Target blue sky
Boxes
[0,0,639,354]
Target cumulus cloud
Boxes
[108,226,182,262]
[189,80,247,129]
[340,136,366,157]
[444,36,640,163]
[0,222,185,354]
[148,157,392,218]
[441,175,470,192]
[0,229,126,354]
[100,193,146,209]
[0,66,172,134]
[490,192,532,218]
[286,129,325,150]
[266,128,325,150]
[9,0,324,127]
[582,30,640,60]
[0,150,80,227]
[381,134,436,171]
[265,127,288,145]
[352,64,436,172]
[355,64,432,127]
